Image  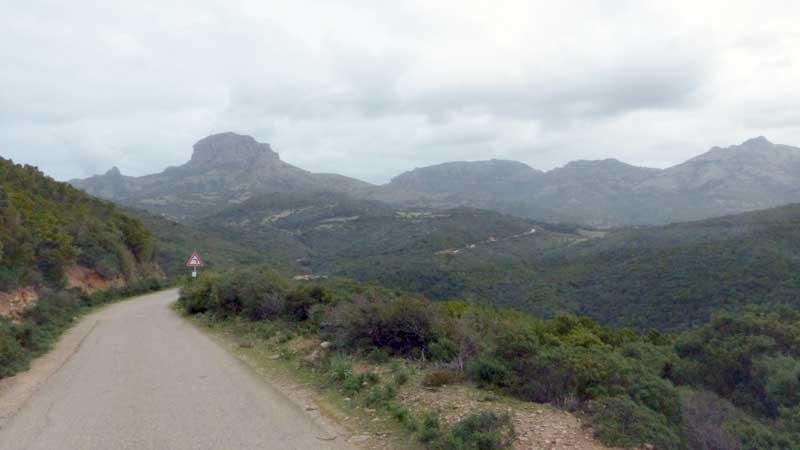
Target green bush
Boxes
[468,354,512,388]
[329,353,353,382]
[325,294,438,355]
[179,272,220,314]
[435,412,515,450]
[0,320,26,377]
[180,269,287,321]
[365,385,397,408]
[428,337,459,362]
[591,396,683,450]
[388,403,416,430]
[418,412,442,443]
[342,373,363,394]
[285,286,330,321]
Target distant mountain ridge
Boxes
[71,132,371,220]
[71,133,800,226]
[376,136,800,226]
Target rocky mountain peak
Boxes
[105,166,122,177]
[188,132,279,168]
[741,136,772,147]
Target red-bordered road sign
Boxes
[186,252,205,268]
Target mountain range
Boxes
[71,133,800,227]
[17,131,797,330]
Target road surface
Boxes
[0,289,352,450]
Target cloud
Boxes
[1,0,799,183]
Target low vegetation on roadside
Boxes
[178,267,800,450]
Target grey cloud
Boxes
[1,1,799,183]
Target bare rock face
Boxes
[0,287,39,320]
[187,132,279,168]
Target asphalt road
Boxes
[0,289,352,450]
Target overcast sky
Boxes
[2,1,799,183]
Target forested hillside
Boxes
[202,191,587,296]
[0,157,166,380]
[129,208,267,277]
[545,204,800,330]
[199,190,800,331]
[0,158,158,292]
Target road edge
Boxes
[0,289,178,428]
[174,307,355,446]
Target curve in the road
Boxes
[0,289,353,450]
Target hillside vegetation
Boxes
[203,191,584,300]
[0,157,166,380]
[129,208,268,278]
[199,191,800,331]
[545,204,800,330]
[179,267,800,450]
[0,158,158,291]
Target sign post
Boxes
[185,252,205,279]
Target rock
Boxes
[304,349,321,362]
[350,435,371,443]
[320,341,333,349]
[268,354,281,360]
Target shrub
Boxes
[365,385,397,408]
[468,354,512,388]
[510,346,631,403]
[179,272,220,314]
[423,369,459,388]
[367,348,391,364]
[388,403,416,430]
[329,353,353,382]
[231,270,286,321]
[325,294,438,355]
[418,412,442,443]
[760,355,800,409]
[0,320,26,377]
[342,373,363,394]
[590,396,683,450]
[392,363,412,386]
[285,286,329,321]
[428,337,460,362]
[437,412,515,450]
[680,389,743,450]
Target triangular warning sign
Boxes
[186,252,205,267]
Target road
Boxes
[0,289,352,450]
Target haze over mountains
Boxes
[71,132,800,227]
